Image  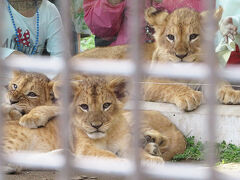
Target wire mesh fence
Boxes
[1,0,240,180]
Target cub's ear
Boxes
[108,78,128,103]
[52,80,61,99]
[145,7,168,27]
[200,6,223,23]
[215,6,223,22]
[52,80,80,100]
[12,71,23,77]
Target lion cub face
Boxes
[145,7,223,63]
[7,71,53,114]
[71,77,127,139]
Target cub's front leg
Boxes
[19,105,59,128]
[217,82,240,104]
[75,142,118,159]
[144,78,202,111]
[74,132,118,158]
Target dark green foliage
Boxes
[172,137,240,164]
[218,141,240,164]
[172,136,204,161]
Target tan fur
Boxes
[72,42,155,62]
[3,73,185,165]
[4,71,57,128]
[3,120,59,153]
[144,6,240,108]
[73,7,240,111]
[68,77,186,161]
[3,72,60,153]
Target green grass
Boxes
[172,136,204,162]
[172,136,240,164]
[218,141,240,164]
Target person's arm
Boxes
[219,16,238,43]
[83,0,126,39]
[0,48,25,60]
[46,3,65,57]
[231,15,240,33]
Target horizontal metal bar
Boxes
[4,57,240,83]
[71,59,135,76]
[4,56,64,73]
[3,151,240,180]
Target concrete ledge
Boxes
[126,102,240,145]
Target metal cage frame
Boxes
[1,0,240,179]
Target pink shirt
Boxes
[84,0,206,46]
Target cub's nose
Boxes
[10,100,19,105]
[90,122,103,129]
[175,53,188,59]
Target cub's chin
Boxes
[87,132,106,139]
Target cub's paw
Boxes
[8,109,22,121]
[174,90,202,111]
[142,129,169,152]
[217,88,240,104]
[142,151,164,163]
[19,113,47,129]
[144,142,161,156]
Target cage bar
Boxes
[57,0,73,179]
[1,0,240,179]
[0,0,6,179]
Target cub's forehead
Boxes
[80,80,109,95]
[10,73,49,91]
[11,72,49,83]
[77,78,114,102]
[167,8,200,26]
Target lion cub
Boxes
[3,72,60,154]
[58,76,186,161]
[3,71,58,128]
[73,7,240,112]
[3,73,185,164]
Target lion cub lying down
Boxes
[54,76,186,161]
[3,72,60,154]
[3,72,186,165]
[74,7,240,112]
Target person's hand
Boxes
[219,17,238,43]
[107,0,123,5]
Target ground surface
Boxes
[5,170,122,180]
[4,163,240,180]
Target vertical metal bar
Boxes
[128,0,144,180]
[0,0,6,179]
[57,0,73,179]
[203,1,218,180]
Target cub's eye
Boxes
[167,34,175,41]
[27,92,37,97]
[144,135,152,142]
[79,104,89,111]
[12,84,17,90]
[103,102,111,111]
[189,34,199,41]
